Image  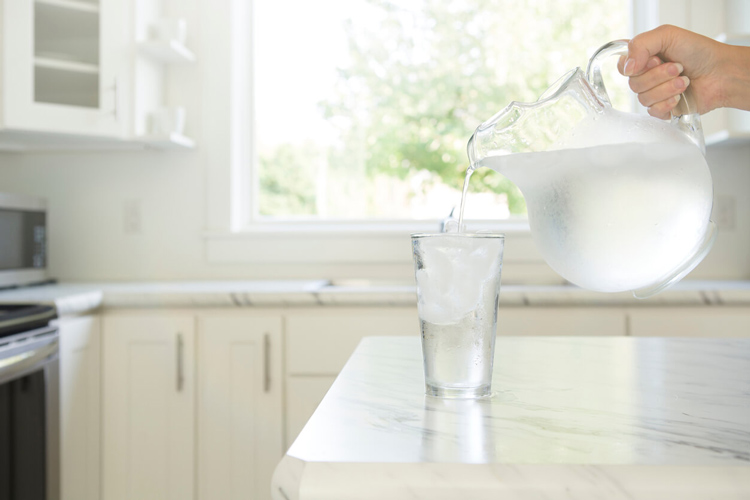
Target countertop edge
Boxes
[1,280,750,316]
[272,460,750,500]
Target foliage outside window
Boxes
[254,0,630,221]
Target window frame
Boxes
[205,0,641,269]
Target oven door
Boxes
[0,326,59,500]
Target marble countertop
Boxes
[273,336,750,499]
[0,280,749,316]
[0,280,328,315]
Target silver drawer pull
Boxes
[176,333,184,392]
[263,334,270,393]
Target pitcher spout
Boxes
[466,68,604,170]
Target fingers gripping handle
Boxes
[585,39,705,154]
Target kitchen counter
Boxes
[273,336,750,499]
[0,280,328,315]
[0,280,750,316]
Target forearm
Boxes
[721,45,750,111]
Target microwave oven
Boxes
[0,192,47,289]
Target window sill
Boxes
[203,219,542,267]
[208,219,531,237]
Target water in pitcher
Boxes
[457,141,713,292]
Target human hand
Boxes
[617,25,729,119]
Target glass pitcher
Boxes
[467,40,715,299]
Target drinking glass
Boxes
[411,233,504,398]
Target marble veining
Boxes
[274,336,750,499]
[1,280,750,314]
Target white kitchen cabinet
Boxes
[129,0,196,148]
[282,306,627,446]
[286,308,419,375]
[0,0,129,143]
[284,307,418,447]
[56,314,101,500]
[629,307,750,337]
[197,314,283,500]
[285,376,336,449]
[102,313,195,500]
[497,307,626,336]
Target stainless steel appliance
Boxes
[0,303,59,500]
[0,193,48,289]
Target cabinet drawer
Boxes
[498,307,626,336]
[286,308,419,375]
[102,314,196,500]
[629,308,750,337]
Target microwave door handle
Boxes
[0,339,59,385]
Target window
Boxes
[251,0,630,224]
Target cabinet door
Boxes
[198,315,283,500]
[285,308,419,375]
[629,308,750,337]
[57,315,101,500]
[284,308,418,448]
[102,314,195,500]
[497,308,626,336]
[2,0,126,137]
[285,376,336,449]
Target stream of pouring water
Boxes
[457,166,475,231]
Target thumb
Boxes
[623,26,674,76]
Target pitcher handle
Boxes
[585,39,705,154]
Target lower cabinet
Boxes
[57,315,101,500]
[498,307,626,336]
[197,314,283,500]
[629,307,750,337]
[102,311,283,500]
[284,307,418,447]
[102,314,196,500]
[88,303,750,500]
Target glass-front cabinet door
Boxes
[1,0,127,138]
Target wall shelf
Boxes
[716,33,750,46]
[0,130,196,151]
[138,133,196,150]
[34,57,99,75]
[705,30,750,145]
[706,130,750,146]
[35,0,99,14]
[137,40,196,64]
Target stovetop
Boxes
[0,303,57,338]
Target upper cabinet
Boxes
[0,0,128,144]
[0,0,196,150]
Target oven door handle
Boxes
[0,338,59,385]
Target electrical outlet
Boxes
[713,195,736,232]
[123,199,142,234]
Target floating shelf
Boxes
[0,131,197,152]
[138,133,196,150]
[137,40,196,64]
[706,130,750,146]
[35,0,99,14]
[34,56,99,74]
[715,33,750,46]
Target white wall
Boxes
[0,147,421,281]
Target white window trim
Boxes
[231,2,532,239]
